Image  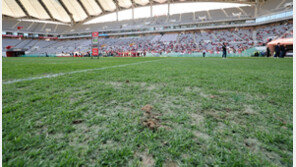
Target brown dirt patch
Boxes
[143,119,158,130]
[141,104,153,113]
[72,119,84,124]
[141,104,164,131]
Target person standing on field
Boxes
[274,43,280,58]
[280,45,286,58]
[222,43,227,58]
[266,47,270,57]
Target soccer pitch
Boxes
[3,57,292,166]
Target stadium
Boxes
[2,0,293,166]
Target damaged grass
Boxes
[3,57,292,166]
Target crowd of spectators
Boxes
[3,22,292,56]
[94,22,292,55]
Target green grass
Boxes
[3,57,292,166]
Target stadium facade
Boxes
[2,0,293,57]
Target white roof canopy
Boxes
[20,0,50,19]
[3,0,26,18]
[80,0,103,16]
[62,0,88,22]
[42,0,71,22]
[2,0,260,23]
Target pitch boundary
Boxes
[3,59,163,85]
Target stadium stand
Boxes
[195,11,210,21]
[255,22,293,43]
[160,33,178,42]
[258,0,293,16]
[181,13,194,23]
[209,9,227,21]
[2,0,293,56]
[239,6,255,17]
[3,20,292,56]
[3,38,22,49]
[224,7,244,19]
[169,14,181,23]
[3,20,286,56]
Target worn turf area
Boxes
[3,57,292,166]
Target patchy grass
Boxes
[3,57,292,166]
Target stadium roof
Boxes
[3,0,262,23]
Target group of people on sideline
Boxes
[273,43,287,58]
[265,43,287,58]
[223,42,288,58]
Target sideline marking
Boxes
[3,59,163,85]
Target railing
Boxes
[256,10,293,23]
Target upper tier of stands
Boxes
[2,0,292,34]
[3,18,71,34]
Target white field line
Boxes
[3,59,163,85]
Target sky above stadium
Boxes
[85,2,250,24]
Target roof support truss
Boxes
[95,0,107,14]
[6,0,262,25]
[130,0,139,8]
[15,0,30,17]
[38,0,55,20]
[57,0,75,24]
[113,0,122,11]
[77,0,90,17]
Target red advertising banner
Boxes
[92,48,98,56]
[92,32,99,57]
[2,34,23,38]
[92,32,99,37]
